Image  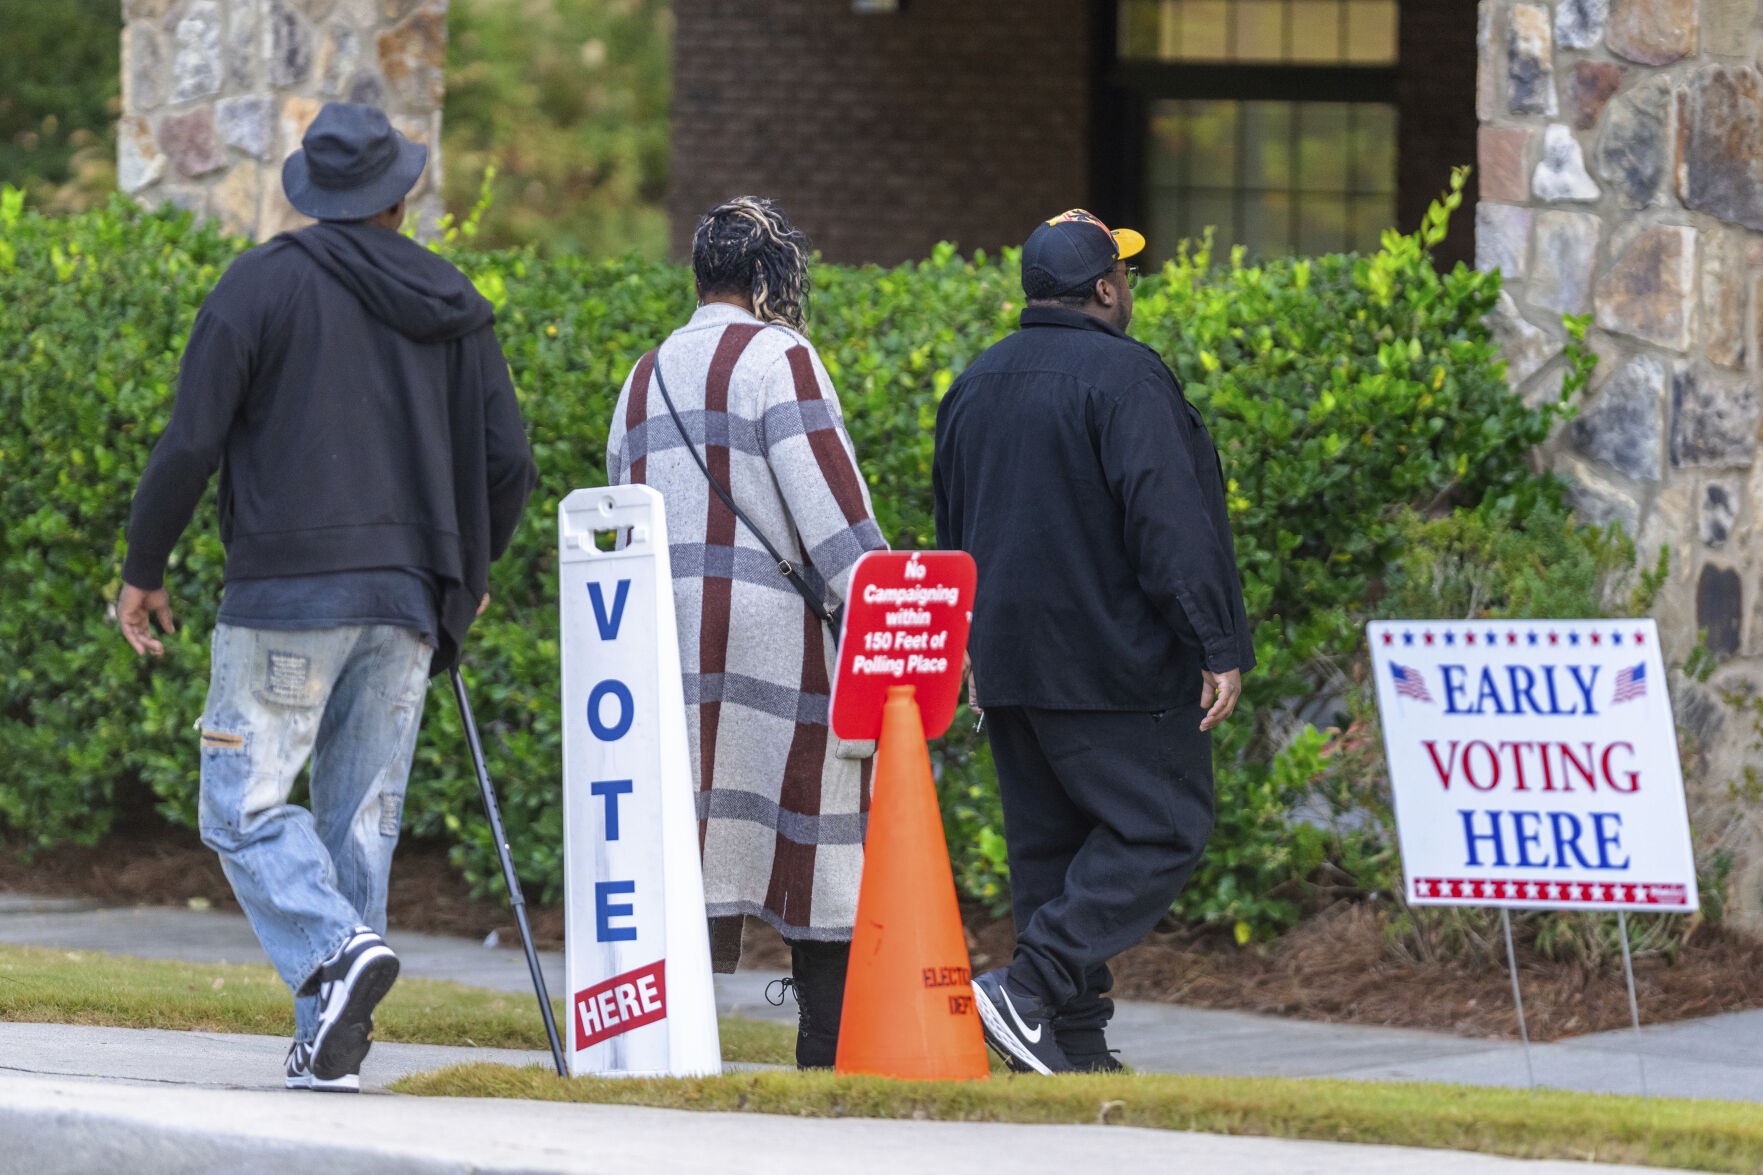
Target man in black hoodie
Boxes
[117,104,536,1092]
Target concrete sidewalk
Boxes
[0,1072,1698,1175]
[5,892,1763,1101]
[0,893,1726,1174]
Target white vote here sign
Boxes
[1368,619,1697,912]
[559,486,720,1078]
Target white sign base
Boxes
[559,486,721,1077]
[1369,619,1697,912]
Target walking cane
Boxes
[449,664,569,1077]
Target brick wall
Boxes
[670,0,1093,266]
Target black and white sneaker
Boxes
[970,969,1073,1075]
[304,926,399,1085]
[285,1039,359,1092]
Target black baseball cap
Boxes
[1021,209,1146,299]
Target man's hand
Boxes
[477,593,491,617]
[118,583,177,657]
[1199,667,1242,732]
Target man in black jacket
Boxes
[117,104,536,1092]
[939,210,1254,1075]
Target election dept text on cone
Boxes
[830,551,988,1081]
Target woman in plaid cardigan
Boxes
[607,198,888,1068]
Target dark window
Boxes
[1147,99,1395,256]
[1112,0,1399,260]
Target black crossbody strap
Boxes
[648,338,840,636]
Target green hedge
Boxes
[443,0,672,257]
[0,173,1570,935]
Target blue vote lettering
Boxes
[1591,812,1630,869]
[588,579,631,640]
[1512,810,1547,867]
[1439,664,1601,716]
[1459,809,1628,869]
[595,880,637,941]
[1460,810,1509,867]
[588,680,634,740]
[591,779,634,840]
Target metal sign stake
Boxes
[1617,910,1649,1097]
[1501,908,1536,1092]
[451,665,568,1077]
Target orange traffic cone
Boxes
[835,685,990,1081]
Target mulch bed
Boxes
[960,902,1763,1042]
[8,823,1763,1044]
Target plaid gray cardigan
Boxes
[607,303,888,941]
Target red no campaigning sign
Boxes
[829,551,976,742]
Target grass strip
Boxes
[0,942,796,1062]
[390,1064,1763,1173]
[18,941,1752,1171]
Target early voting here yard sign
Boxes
[1368,619,1696,912]
[558,486,720,1078]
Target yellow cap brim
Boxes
[1112,228,1146,260]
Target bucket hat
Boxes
[281,103,427,222]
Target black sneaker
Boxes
[284,1039,359,1092]
[1056,1026,1126,1073]
[970,969,1073,1075]
[1063,1047,1126,1073]
[305,926,399,1084]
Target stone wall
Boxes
[118,0,447,240]
[1478,0,1763,921]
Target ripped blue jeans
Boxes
[198,623,432,1043]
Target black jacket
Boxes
[123,221,537,672]
[933,307,1254,710]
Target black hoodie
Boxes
[123,220,537,672]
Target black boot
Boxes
[784,938,850,1069]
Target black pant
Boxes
[984,704,1215,1031]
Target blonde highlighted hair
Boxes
[691,196,811,330]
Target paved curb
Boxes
[0,1072,1697,1175]
[13,898,1763,1100]
[1,1111,456,1175]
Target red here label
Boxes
[573,959,668,1050]
[829,551,977,741]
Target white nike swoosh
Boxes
[1000,986,1042,1044]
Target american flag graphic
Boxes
[1390,663,1433,703]
[1613,662,1647,704]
